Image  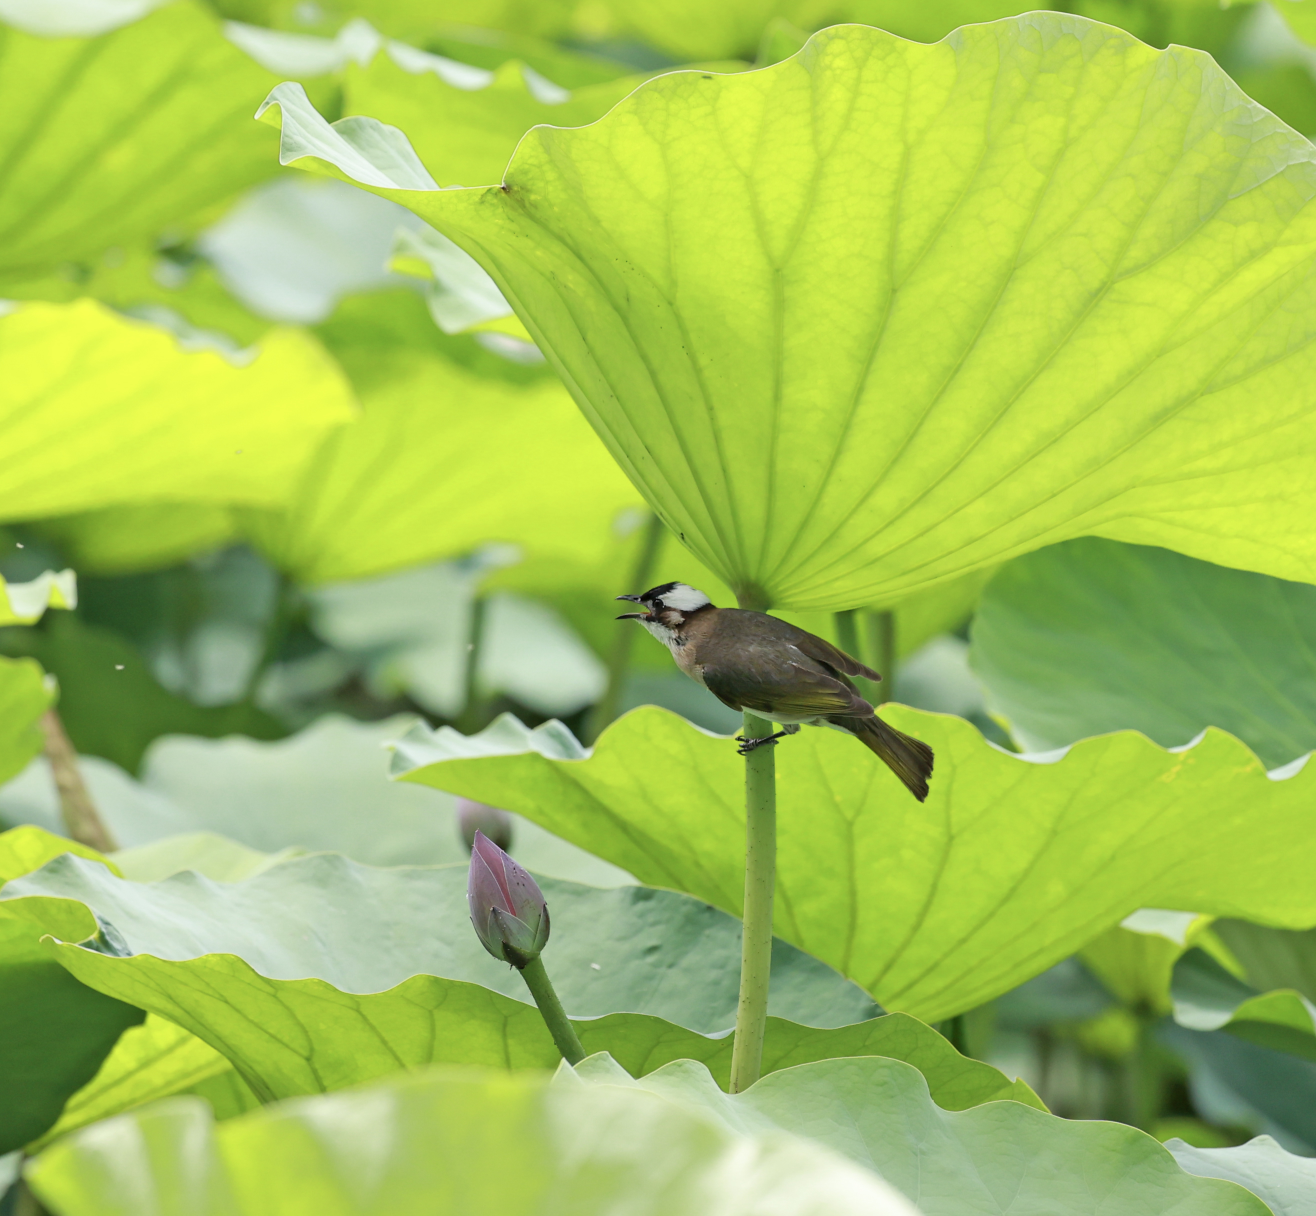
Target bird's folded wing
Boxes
[789,629,883,684]
[702,660,871,718]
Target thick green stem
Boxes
[457,594,488,734]
[729,709,777,1093]
[585,511,665,744]
[518,954,585,1065]
[867,609,897,705]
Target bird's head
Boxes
[616,582,713,635]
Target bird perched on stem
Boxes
[616,582,934,801]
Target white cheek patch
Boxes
[659,584,711,612]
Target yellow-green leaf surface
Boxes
[1,851,1032,1107]
[395,707,1316,1022]
[241,349,640,584]
[27,1071,918,1216]
[34,504,237,575]
[0,300,355,521]
[0,569,74,625]
[344,50,649,187]
[0,1,283,280]
[0,659,52,789]
[266,18,1316,608]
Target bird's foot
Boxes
[735,731,789,756]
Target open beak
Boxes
[616,594,649,621]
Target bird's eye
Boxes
[652,600,664,611]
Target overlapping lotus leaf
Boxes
[263,18,1316,608]
[394,706,1316,1021]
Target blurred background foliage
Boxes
[4,0,1316,1172]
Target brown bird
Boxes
[616,582,934,801]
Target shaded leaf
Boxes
[0,301,355,522]
[265,19,1316,608]
[0,656,52,789]
[33,505,237,579]
[1,851,1032,1107]
[971,538,1316,768]
[0,828,140,1154]
[576,1054,1269,1215]
[394,705,1316,1021]
[1213,918,1316,1003]
[26,1070,919,1216]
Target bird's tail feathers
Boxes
[830,714,934,802]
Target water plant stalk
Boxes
[40,708,116,853]
[729,707,777,1092]
[869,609,897,705]
[585,511,665,743]
[457,593,489,734]
[518,954,586,1065]
[833,608,879,704]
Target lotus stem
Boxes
[518,954,586,1065]
[833,608,879,704]
[868,609,897,705]
[585,511,665,743]
[40,708,116,853]
[457,593,488,734]
[729,708,776,1092]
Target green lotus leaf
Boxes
[1,850,1035,1107]
[1167,1133,1316,1216]
[27,1013,259,1152]
[26,1069,919,1216]
[574,1054,1269,1215]
[262,18,1316,609]
[394,706,1316,1021]
[0,657,52,790]
[33,505,238,576]
[0,301,354,523]
[240,347,641,585]
[0,827,140,1154]
[1212,917,1316,1001]
[0,1,285,280]
[0,570,74,627]
[1079,909,1218,1015]
[971,538,1316,768]
[1172,947,1316,1063]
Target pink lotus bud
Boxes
[467,830,549,969]
[457,798,514,854]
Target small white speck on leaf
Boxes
[590,963,601,970]
[114,664,124,670]
[15,543,22,548]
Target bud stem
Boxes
[729,709,776,1093]
[518,954,586,1066]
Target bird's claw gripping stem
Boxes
[736,731,787,756]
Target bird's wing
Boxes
[789,628,883,684]
[702,658,871,719]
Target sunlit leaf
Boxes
[0,827,139,1154]
[27,1013,259,1152]
[0,570,74,626]
[240,347,640,585]
[26,1070,919,1216]
[971,538,1316,768]
[576,1054,1270,1215]
[263,19,1316,608]
[0,301,355,523]
[394,706,1316,1021]
[0,1,283,280]
[2,851,1033,1107]
[0,657,52,789]
[1168,1133,1316,1216]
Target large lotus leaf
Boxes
[971,538,1316,767]
[28,1013,260,1152]
[344,51,649,188]
[33,505,238,576]
[394,705,1316,1022]
[1079,909,1217,1015]
[26,1072,918,1216]
[0,851,1036,1108]
[1172,947,1316,1063]
[0,301,354,521]
[0,656,51,788]
[575,1054,1268,1216]
[241,349,640,585]
[0,570,74,626]
[0,2,284,279]
[0,827,141,1154]
[262,19,1316,610]
[1168,1134,1316,1216]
